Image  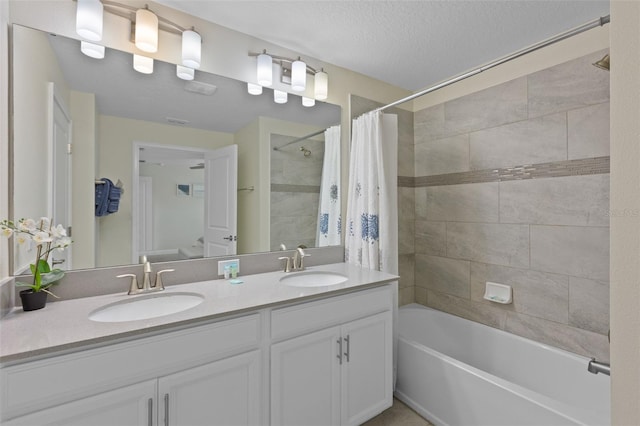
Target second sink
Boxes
[89,292,204,323]
[280,271,348,288]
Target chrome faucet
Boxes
[293,247,307,271]
[588,358,611,376]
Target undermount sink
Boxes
[89,292,204,323]
[280,271,348,288]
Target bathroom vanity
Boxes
[0,263,397,426]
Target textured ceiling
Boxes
[155,0,610,91]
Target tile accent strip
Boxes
[400,156,610,188]
[271,183,321,193]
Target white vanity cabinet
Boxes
[1,313,263,425]
[270,285,394,426]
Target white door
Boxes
[49,83,72,270]
[158,350,261,426]
[4,380,156,426]
[341,312,393,426]
[271,326,342,426]
[204,144,238,256]
[137,176,153,254]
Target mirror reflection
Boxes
[11,24,341,274]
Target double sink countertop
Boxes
[0,263,398,363]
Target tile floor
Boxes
[361,398,434,426]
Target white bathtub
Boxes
[395,304,610,426]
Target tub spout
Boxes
[588,358,610,376]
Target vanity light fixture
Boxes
[302,97,315,107]
[257,51,273,86]
[133,54,154,74]
[291,57,306,91]
[247,83,263,95]
[80,41,105,59]
[274,90,288,104]
[76,0,103,41]
[75,1,201,79]
[314,69,328,100]
[135,6,158,53]
[249,50,328,103]
[176,65,195,80]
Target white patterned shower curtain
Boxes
[316,125,342,247]
[345,111,398,274]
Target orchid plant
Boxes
[0,217,72,297]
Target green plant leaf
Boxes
[40,269,64,286]
[36,259,51,274]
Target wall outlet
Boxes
[218,259,240,276]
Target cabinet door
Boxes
[341,311,393,426]
[4,380,156,426]
[158,350,261,426]
[271,326,342,426]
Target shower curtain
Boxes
[316,125,342,247]
[345,111,398,274]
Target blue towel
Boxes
[95,178,122,217]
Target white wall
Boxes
[0,1,9,281]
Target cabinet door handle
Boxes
[164,393,170,426]
[344,335,350,362]
[337,338,343,364]
[148,398,153,426]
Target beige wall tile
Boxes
[469,112,567,170]
[399,254,415,290]
[416,254,470,298]
[569,276,610,335]
[414,103,445,142]
[399,287,415,306]
[415,220,446,256]
[500,175,610,227]
[530,225,609,281]
[426,290,507,329]
[447,222,530,268]
[415,134,469,176]
[425,182,498,223]
[568,102,610,160]
[415,286,428,305]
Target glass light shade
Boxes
[177,65,194,81]
[257,53,272,87]
[247,83,263,95]
[274,90,288,104]
[314,70,328,100]
[291,59,306,91]
[135,8,158,53]
[302,97,315,107]
[76,0,103,41]
[80,41,105,59]
[182,30,201,69]
[133,54,154,74]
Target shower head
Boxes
[593,54,610,71]
[299,146,311,157]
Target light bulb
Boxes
[76,0,103,41]
[302,97,315,107]
[314,70,328,100]
[135,8,158,53]
[80,41,105,59]
[247,83,263,95]
[291,59,306,91]
[274,90,288,104]
[177,65,194,80]
[133,54,154,74]
[182,30,201,69]
[257,53,272,87]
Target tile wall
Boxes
[270,133,325,250]
[411,50,611,360]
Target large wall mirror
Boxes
[11,24,342,274]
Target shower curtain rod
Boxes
[273,125,339,151]
[373,15,610,113]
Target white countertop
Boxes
[0,263,398,363]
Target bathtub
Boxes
[395,304,610,426]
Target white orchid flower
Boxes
[38,217,51,230]
[15,234,30,245]
[32,231,53,245]
[54,236,72,249]
[51,224,67,238]
[1,226,13,238]
[18,218,36,232]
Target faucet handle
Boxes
[154,269,175,291]
[118,273,140,295]
[278,256,292,273]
